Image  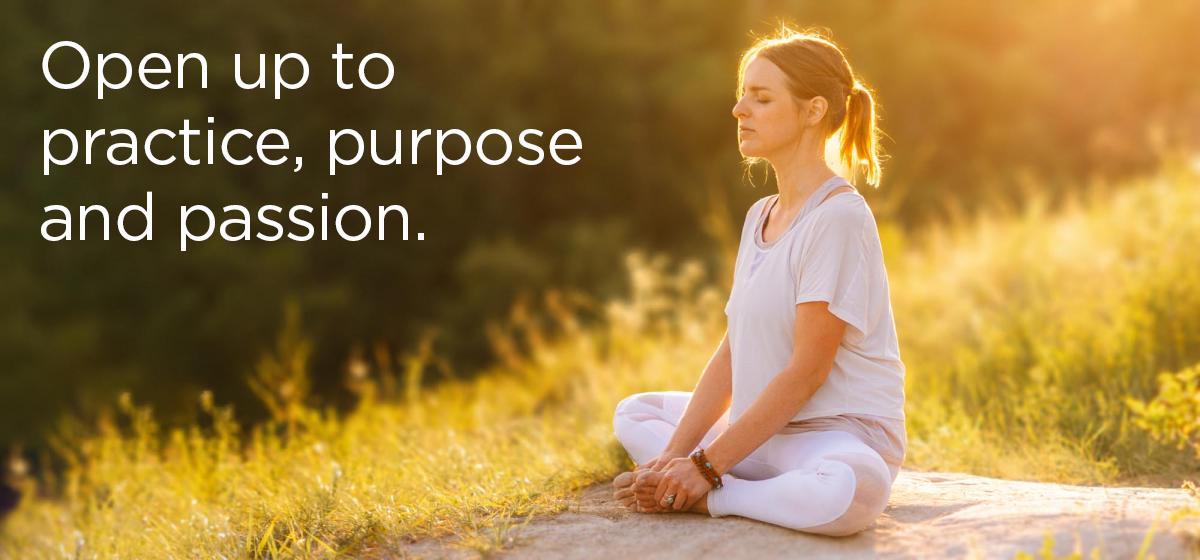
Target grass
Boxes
[3,159,1200,558]
[894,159,1200,484]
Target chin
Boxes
[738,142,764,159]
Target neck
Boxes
[768,139,837,213]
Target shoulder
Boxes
[812,190,870,231]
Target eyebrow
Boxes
[745,85,772,93]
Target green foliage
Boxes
[5,0,1200,451]
[0,251,722,558]
[248,302,314,436]
[5,164,1200,556]
[1127,365,1200,458]
[892,159,1200,483]
[1126,363,1200,547]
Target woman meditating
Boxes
[611,27,907,536]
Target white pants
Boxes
[613,390,895,536]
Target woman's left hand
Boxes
[654,456,713,512]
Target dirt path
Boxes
[399,470,1199,559]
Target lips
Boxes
[739,126,754,133]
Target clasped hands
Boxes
[629,452,714,513]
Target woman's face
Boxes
[732,56,821,160]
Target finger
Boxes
[679,488,696,511]
[669,489,688,511]
[654,476,674,503]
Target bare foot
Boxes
[612,471,638,511]
[632,469,665,513]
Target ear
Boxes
[805,96,829,127]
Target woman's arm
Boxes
[657,330,734,459]
[702,301,845,474]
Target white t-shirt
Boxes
[724,174,907,424]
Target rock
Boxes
[404,470,1199,559]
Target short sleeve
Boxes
[793,203,870,338]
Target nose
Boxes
[732,96,749,119]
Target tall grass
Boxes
[894,158,1200,483]
[1,254,726,558]
[3,160,1199,557]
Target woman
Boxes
[610,27,906,536]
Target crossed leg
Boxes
[611,391,773,514]
[613,391,729,465]
[612,391,894,536]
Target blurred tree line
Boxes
[2,0,1198,449]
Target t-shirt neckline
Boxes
[753,175,851,250]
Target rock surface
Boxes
[399,470,1200,559]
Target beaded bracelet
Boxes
[689,448,723,489]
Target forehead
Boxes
[742,56,788,91]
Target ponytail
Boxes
[840,82,882,187]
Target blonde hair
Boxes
[737,25,884,187]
